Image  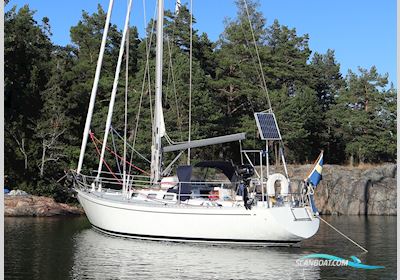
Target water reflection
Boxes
[5,217,87,280]
[301,216,397,280]
[71,229,320,280]
[5,216,396,280]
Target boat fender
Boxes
[267,173,289,197]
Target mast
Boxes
[151,0,165,183]
[187,0,193,165]
[175,0,181,14]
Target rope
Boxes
[89,132,122,184]
[110,128,122,175]
[111,127,150,163]
[243,0,272,111]
[56,173,67,183]
[91,132,151,176]
[318,216,368,253]
[164,132,185,145]
[165,132,186,145]
[164,131,173,145]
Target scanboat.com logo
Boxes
[296,254,384,270]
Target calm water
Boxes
[5,215,396,280]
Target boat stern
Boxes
[268,206,320,240]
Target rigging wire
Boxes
[238,22,265,96]
[242,0,288,161]
[110,127,123,175]
[165,42,171,107]
[128,0,157,174]
[111,127,151,163]
[160,1,186,145]
[187,0,193,165]
[89,131,123,184]
[243,0,272,112]
[164,132,185,145]
[146,0,157,129]
[155,1,191,147]
[91,132,150,176]
[236,22,263,149]
[166,35,184,140]
[123,0,130,193]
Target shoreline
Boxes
[5,195,84,217]
[5,163,396,217]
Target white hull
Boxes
[77,189,319,246]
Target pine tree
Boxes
[310,49,344,110]
[266,20,312,91]
[5,5,53,190]
[211,0,269,156]
[4,1,397,200]
[328,67,395,164]
[68,5,125,172]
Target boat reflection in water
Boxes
[71,228,320,280]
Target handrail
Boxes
[91,170,150,179]
[72,170,309,209]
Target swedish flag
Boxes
[307,151,323,187]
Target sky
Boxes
[6,0,397,86]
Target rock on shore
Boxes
[269,163,397,215]
[5,195,84,217]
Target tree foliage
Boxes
[5,1,396,200]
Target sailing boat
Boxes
[71,0,320,246]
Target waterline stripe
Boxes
[92,225,300,245]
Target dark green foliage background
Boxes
[4,1,396,200]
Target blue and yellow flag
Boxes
[306,151,323,188]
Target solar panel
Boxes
[254,112,282,140]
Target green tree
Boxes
[328,67,396,164]
[67,5,129,172]
[5,5,53,190]
[211,0,269,155]
[310,49,344,110]
[4,0,397,201]
[309,50,345,162]
[271,86,324,163]
[36,47,75,180]
[162,6,222,163]
[266,19,312,91]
